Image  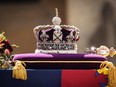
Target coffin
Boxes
[0,53,106,87]
[0,69,107,87]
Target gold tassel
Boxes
[99,61,116,87]
[12,61,27,80]
[97,67,109,75]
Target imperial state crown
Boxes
[33,8,80,53]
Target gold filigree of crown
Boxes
[33,8,80,53]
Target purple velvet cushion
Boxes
[12,53,107,69]
[13,53,107,61]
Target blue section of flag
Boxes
[100,83,107,87]
[0,69,62,87]
[96,71,99,76]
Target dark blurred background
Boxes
[0,0,66,53]
[0,0,116,56]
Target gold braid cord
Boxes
[12,61,27,80]
[99,61,116,87]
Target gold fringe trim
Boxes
[13,60,104,64]
[12,61,27,80]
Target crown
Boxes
[33,8,80,53]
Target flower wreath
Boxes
[0,32,18,69]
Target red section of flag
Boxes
[61,70,107,87]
